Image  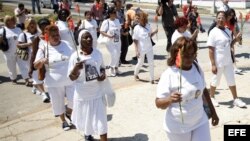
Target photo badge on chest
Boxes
[85,62,99,81]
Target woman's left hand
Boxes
[235,32,242,42]
[211,112,219,126]
[97,69,106,81]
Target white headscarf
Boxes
[78,29,89,48]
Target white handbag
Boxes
[98,19,110,45]
[97,34,110,45]
[100,78,116,107]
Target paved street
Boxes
[0,1,250,141]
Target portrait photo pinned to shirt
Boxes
[85,63,99,81]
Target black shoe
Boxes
[42,93,50,103]
[132,56,137,60]
[62,121,70,131]
[85,135,94,141]
[121,60,130,64]
[200,28,206,33]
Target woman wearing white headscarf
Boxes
[68,30,109,141]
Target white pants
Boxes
[134,50,154,81]
[210,64,235,87]
[166,122,211,141]
[3,53,29,80]
[47,85,74,116]
[106,42,121,68]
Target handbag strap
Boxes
[3,27,6,39]
[23,32,27,43]
[193,61,200,74]
[141,24,149,32]
[106,19,109,32]
[220,28,231,38]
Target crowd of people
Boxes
[0,0,248,141]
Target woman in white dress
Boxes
[34,25,74,131]
[99,7,121,77]
[78,10,98,48]
[0,15,31,85]
[133,12,158,84]
[68,30,108,141]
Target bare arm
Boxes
[155,97,172,109]
[133,39,139,57]
[150,29,158,37]
[34,58,48,69]
[17,42,32,49]
[155,92,182,109]
[203,88,219,126]
[69,61,84,81]
[158,5,163,16]
[15,9,25,17]
[190,29,199,40]
[100,31,113,38]
[209,46,217,74]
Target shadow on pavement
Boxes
[109,133,149,141]
[235,53,250,59]
[218,97,250,108]
[154,54,166,60]
[0,75,9,84]
[0,74,23,84]
[107,114,112,121]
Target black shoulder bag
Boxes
[0,27,9,52]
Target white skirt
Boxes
[72,96,107,136]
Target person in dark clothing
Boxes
[52,0,59,14]
[120,23,131,64]
[114,0,130,64]
[31,0,41,14]
[156,0,178,52]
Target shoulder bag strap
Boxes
[23,32,27,43]
[3,27,6,39]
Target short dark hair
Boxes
[107,6,116,14]
[174,17,188,28]
[126,4,133,10]
[45,25,59,36]
[58,9,70,20]
[84,11,92,17]
[18,3,24,8]
[38,18,50,27]
[216,11,226,18]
